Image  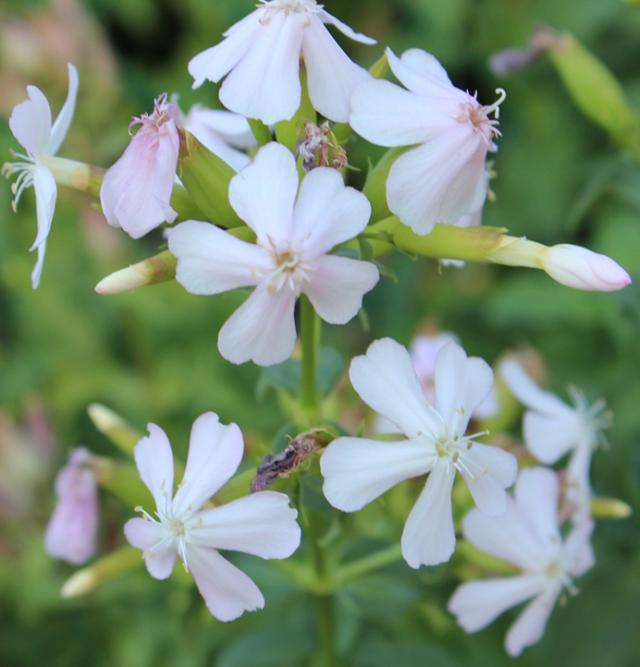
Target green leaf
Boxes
[248,119,273,146]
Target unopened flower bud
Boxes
[95,250,177,295]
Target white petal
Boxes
[168,221,272,295]
[448,575,544,633]
[523,411,580,464]
[218,282,297,366]
[302,17,371,123]
[172,413,243,516]
[434,341,494,436]
[386,48,455,97]
[220,12,304,124]
[30,166,57,288]
[565,444,593,519]
[188,11,262,88]
[49,63,79,155]
[401,460,457,567]
[459,443,517,516]
[133,424,174,510]
[31,239,48,291]
[321,436,434,512]
[564,518,595,577]
[319,9,376,45]
[292,167,371,256]
[187,545,264,622]
[303,255,379,324]
[505,590,558,657]
[349,338,443,438]
[9,85,52,156]
[228,143,298,247]
[188,491,300,558]
[124,518,177,580]
[514,467,560,548]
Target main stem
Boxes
[300,296,320,425]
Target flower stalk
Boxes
[300,295,321,426]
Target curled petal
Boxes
[319,9,376,45]
[30,166,57,288]
[49,63,79,155]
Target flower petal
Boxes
[218,282,297,366]
[564,518,595,577]
[523,411,580,464]
[514,467,560,548]
[349,338,443,438]
[9,85,52,156]
[187,545,264,622]
[30,166,57,288]
[505,590,558,657]
[168,221,272,295]
[49,63,79,155]
[133,424,174,510]
[565,444,593,519]
[401,460,457,568]
[228,143,298,247]
[386,48,455,97]
[321,436,434,512]
[189,491,300,558]
[172,412,243,516]
[124,518,177,580]
[319,9,376,45]
[448,575,544,633]
[304,255,379,324]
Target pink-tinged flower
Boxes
[3,63,78,288]
[350,48,505,235]
[100,94,180,239]
[188,0,375,125]
[124,412,301,622]
[183,105,256,171]
[45,448,98,565]
[448,468,594,657]
[500,359,610,521]
[321,338,517,568]
[168,142,379,367]
[541,244,631,292]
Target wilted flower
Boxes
[124,412,301,622]
[350,48,505,235]
[3,63,78,287]
[168,142,379,366]
[188,0,375,124]
[449,467,594,657]
[100,93,180,239]
[321,338,517,568]
[45,448,98,565]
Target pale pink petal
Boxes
[349,338,443,438]
[133,424,174,511]
[303,255,379,324]
[448,575,544,633]
[505,590,558,657]
[30,166,57,288]
[168,221,272,295]
[386,48,457,98]
[9,85,52,156]
[302,17,371,123]
[172,412,243,516]
[401,460,457,567]
[187,545,264,622]
[228,143,298,247]
[318,9,376,45]
[410,333,458,391]
[124,517,176,580]
[523,411,580,464]
[49,63,79,155]
[189,491,300,558]
[218,282,297,366]
[514,467,560,548]
[321,436,435,512]
[564,519,595,577]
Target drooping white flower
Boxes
[168,142,379,367]
[45,448,99,565]
[124,412,301,622]
[183,105,256,171]
[100,94,180,239]
[448,467,594,657]
[321,338,518,568]
[188,0,375,124]
[350,48,505,235]
[3,63,79,288]
[500,358,609,520]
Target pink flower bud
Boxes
[542,244,631,292]
[45,448,98,565]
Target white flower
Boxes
[188,0,375,124]
[321,338,517,568]
[350,48,505,235]
[500,358,609,520]
[168,142,379,367]
[183,105,256,171]
[124,412,301,622]
[3,63,78,288]
[448,467,594,657]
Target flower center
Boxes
[569,387,611,449]
[456,88,506,146]
[544,557,578,597]
[258,0,321,17]
[130,93,177,135]
[434,430,489,480]
[266,247,314,295]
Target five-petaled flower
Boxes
[3,63,79,288]
[448,467,594,657]
[124,411,301,622]
[321,338,518,568]
[168,142,379,367]
[188,0,375,124]
[350,48,504,235]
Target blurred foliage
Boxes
[0,0,639,666]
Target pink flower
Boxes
[100,94,180,239]
[168,142,379,366]
[124,412,301,622]
[45,448,98,565]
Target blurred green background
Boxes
[0,0,639,665]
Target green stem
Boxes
[300,296,320,424]
[334,544,402,585]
